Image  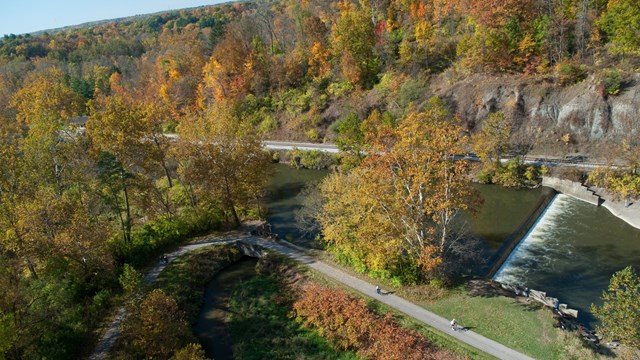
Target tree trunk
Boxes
[161,160,173,188]
[223,175,240,227]
[121,170,131,243]
[25,256,38,280]
[154,138,173,188]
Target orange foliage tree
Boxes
[293,283,457,360]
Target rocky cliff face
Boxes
[431,73,640,151]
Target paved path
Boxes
[91,233,535,360]
[90,235,239,360]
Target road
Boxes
[161,134,621,169]
[263,139,618,169]
[91,233,535,360]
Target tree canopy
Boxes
[591,266,640,348]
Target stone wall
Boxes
[542,176,601,206]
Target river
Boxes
[264,163,640,325]
[494,194,640,325]
[265,163,546,259]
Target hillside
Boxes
[1,1,639,358]
[0,0,638,160]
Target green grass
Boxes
[425,289,563,359]
[228,275,360,360]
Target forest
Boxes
[1,0,639,358]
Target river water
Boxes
[264,163,640,325]
[494,194,640,325]
[265,164,545,256]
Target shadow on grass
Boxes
[467,279,515,298]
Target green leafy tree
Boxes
[597,0,640,56]
[591,266,640,348]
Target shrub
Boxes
[494,159,524,187]
[327,80,354,97]
[476,169,494,184]
[556,61,587,85]
[271,151,281,163]
[258,115,278,134]
[305,128,320,141]
[288,149,336,169]
[171,343,207,360]
[397,78,428,108]
[110,206,225,266]
[119,264,142,294]
[602,69,622,96]
[293,283,454,360]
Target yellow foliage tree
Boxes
[472,111,512,171]
[174,101,271,226]
[319,98,474,279]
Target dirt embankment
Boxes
[430,72,640,156]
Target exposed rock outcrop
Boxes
[431,73,640,145]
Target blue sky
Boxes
[1,0,230,37]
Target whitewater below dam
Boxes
[494,194,640,325]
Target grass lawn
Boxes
[425,288,564,359]
[228,275,360,360]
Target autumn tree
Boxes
[366,98,474,276]
[175,101,271,226]
[318,167,404,279]
[318,98,475,280]
[154,25,209,115]
[121,289,194,359]
[591,266,640,348]
[10,66,83,126]
[1,73,114,358]
[332,1,380,88]
[473,111,512,171]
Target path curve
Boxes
[91,233,534,360]
[89,235,239,360]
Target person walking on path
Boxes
[451,318,458,331]
[376,285,381,295]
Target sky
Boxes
[0,0,231,37]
